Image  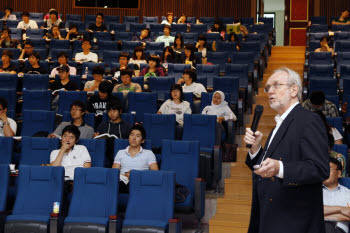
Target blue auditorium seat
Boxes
[20,137,59,165]
[5,166,64,233]
[103,50,121,63]
[78,139,106,167]
[148,76,175,97]
[310,16,327,25]
[26,29,45,39]
[22,74,49,90]
[49,39,70,50]
[149,24,164,34]
[57,91,87,116]
[123,16,139,23]
[63,167,119,233]
[206,51,228,72]
[94,32,112,41]
[190,24,207,34]
[22,90,51,111]
[143,16,158,24]
[104,15,120,24]
[309,78,337,96]
[0,89,16,113]
[143,114,176,149]
[122,170,179,232]
[167,63,191,82]
[21,110,55,137]
[129,23,147,33]
[0,137,13,164]
[327,117,344,136]
[109,23,126,32]
[127,92,157,122]
[66,14,82,21]
[306,64,334,80]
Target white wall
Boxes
[264,0,285,46]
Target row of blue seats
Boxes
[0,139,206,232]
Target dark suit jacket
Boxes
[246,104,330,233]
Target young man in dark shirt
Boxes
[95,100,131,139]
[50,65,79,91]
[87,13,107,32]
[20,52,48,74]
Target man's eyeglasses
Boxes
[264,82,290,93]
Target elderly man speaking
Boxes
[244,67,330,233]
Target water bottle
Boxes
[82,67,88,79]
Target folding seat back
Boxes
[49,39,70,49]
[109,23,126,32]
[22,74,49,90]
[84,14,96,23]
[258,17,273,31]
[186,17,196,24]
[190,24,207,34]
[127,92,157,122]
[20,137,60,165]
[146,42,165,51]
[308,40,322,53]
[93,31,112,41]
[26,29,45,39]
[30,38,47,48]
[219,17,234,24]
[50,49,72,61]
[63,168,119,231]
[332,24,350,32]
[183,114,216,150]
[143,16,158,24]
[114,32,133,41]
[148,76,175,92]
[310,16,327,25]
[122,41,142,52]
[122,170,175,232]
[309,24,328,33]
[0,73,18,90]
[123,16,139,23]
[5,20,19,29]
[57,91,87,115]
[0,165,9,211]
[65,20,85,32]
[78,139,106,167]
[149,24,164,33]
[66,14,82,21]
[22,90,51,111]
[334,32,350,41]
[308,64,334,79]
[97,40,119,51]
[308,52,333,65]
[199,17,215,25]
[21,110,55,137]
[5,166,64,233]
[216,41,237,52]
[0,89,16,112]
[309,32,329,41]
[143,114,176,148]
[309,78,337,96]
[206,51,228,72]
[183,32,198,43]
[196,64,220,77]
[172,24,187,33]
[240,17,254,26]
[34,48,48,60]
[0,137,13,165]
[336,40,350,53]
[129,23,146,33]
[340,64,350,80]
[337,53,350,73]
[204,33,221,43]
[104,15,120,24]
[167,63,191,81]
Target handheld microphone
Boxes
[246,105,264,148]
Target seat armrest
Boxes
[213,145,222,190]
[168,218,181,233]
[49,213,59,233]
[226,120,236,144]
[194,178,206,220]
[109,215,118,233]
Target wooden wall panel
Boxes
[320,0,350,23]
[2,0,252,20]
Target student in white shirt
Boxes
[49,125,91,181]
[50,52,77,77]
[128,46,147,69]
[177,68,207,98]
[0,97,16,137]
[74,39,98,63]
[155,25,175,47]
[84,65,105,92]
[202,91,237,122]
[158,84,192,126]
[112,124,158,193]
[17,11,38,30]
[161,12,176,26]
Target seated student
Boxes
[332,9,350,25]
[177,14,187,24]
[195,34,215,62]
[95,100,131,139]
[177,68,207,98]
[49,125,91,181]
[65,24,81,41]
[302,91,339,118]
[43,8,61,22]
[50,52,77,77]
[227,33,241,51]
[112,124,159,193]
[16,11,38,30]
[172,33,185,54]
[1,7,16,21]
[0,97,17,137]
[18,40,34,60]
[0,50,17,74]
[42,10,63,30]
[161,12,176,26]
[0,27,21,49]
[180,44,199,67]
[84,66,105,92]
[49,65,79,91]
[20,52,48,74]
[129,46,147,69]
[112,52,138,82]
[208,19,225,40]
[202,91,237,123]
[87,80,120,116]
[158,84,192,126]
[43,25,64,40]
[132,28,152,44]
[49,101,94,139]
[155,25,175,47]
[323,157,350,233]
[140,55,166,79]
[87,13,108,32]
[315,36,334,56]
[161,46,177,68]
[113,69,142,94]
[74,39,98,63]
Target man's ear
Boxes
[337,170,342,178]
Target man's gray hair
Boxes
[272,67,302,101]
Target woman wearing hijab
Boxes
[202,91,237,123]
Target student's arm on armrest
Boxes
[149,163,159,170]
[83,162,91,168]
[112,163,121,169]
